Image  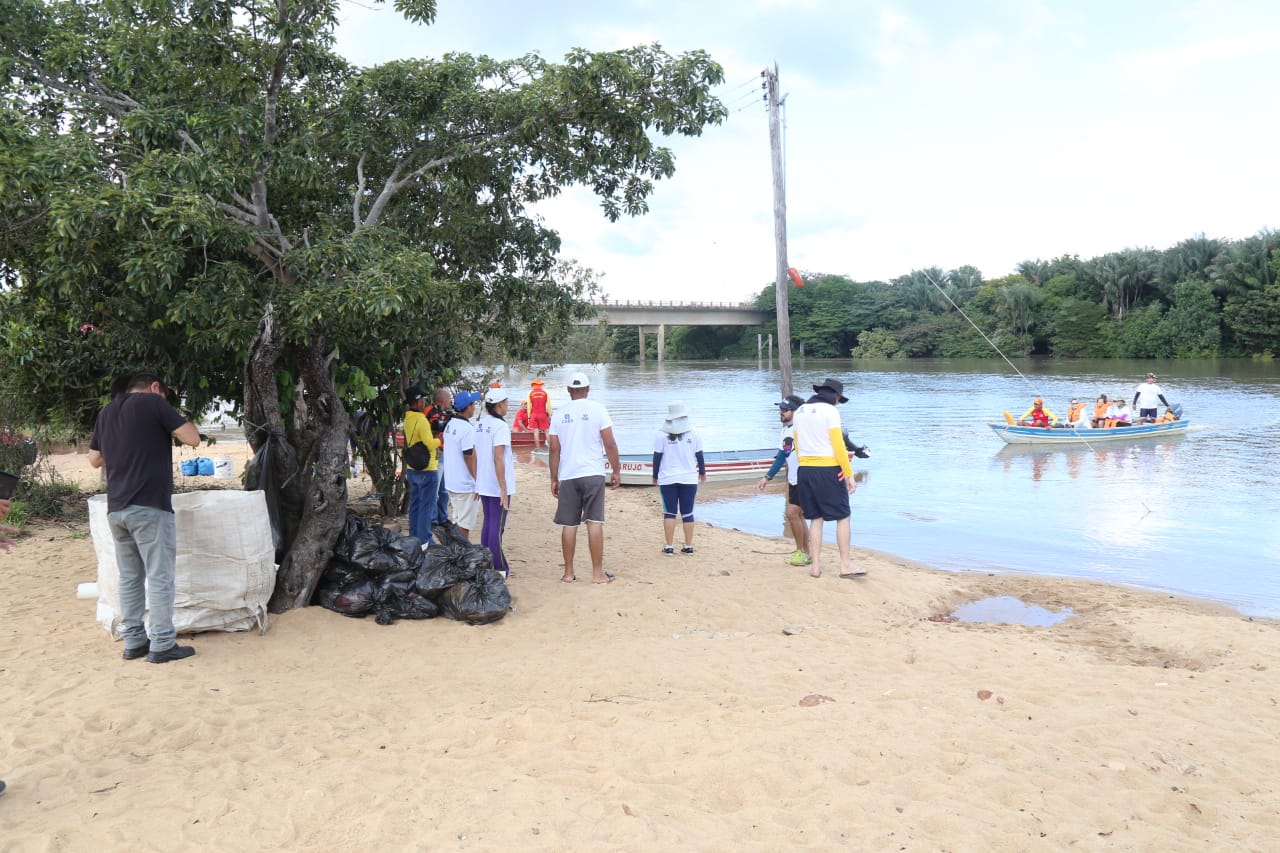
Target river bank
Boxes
[1,448,1277,849]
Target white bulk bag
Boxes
[89,490,278,636]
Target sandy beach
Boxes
[2,445,1278,850]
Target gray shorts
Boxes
[554,475,606,526]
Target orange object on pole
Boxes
[787,267,804,288]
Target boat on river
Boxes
[534,447,865,485]
[989,419,1190,445]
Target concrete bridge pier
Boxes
[638,324,666,365]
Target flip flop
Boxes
[561,575,576,583]
[838,571,868,580]
[593,572,615,584]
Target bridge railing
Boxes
[591,300,761,310]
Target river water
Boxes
[499,358,1280,618]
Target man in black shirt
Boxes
[89,373,201,663]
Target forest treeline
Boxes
[558,231,1280,362]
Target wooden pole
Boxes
[766,63,793,397]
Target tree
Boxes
[1158,280,1221,357]
[0,0,726,611]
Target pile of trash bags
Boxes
[314,515,511,626]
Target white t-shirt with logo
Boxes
[473,414,516,497]
[549,398,613,481]
[652,430,703,486]
[441,415,476,492]
[793,401,841,460]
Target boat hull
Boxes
[533,447,843,485]
[989,420,1190,445]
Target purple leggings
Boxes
[479,494,510,576]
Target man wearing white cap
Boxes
[548,372,621,584]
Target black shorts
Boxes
[785,482,801,507]
[796,466,850,522]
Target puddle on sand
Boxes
[950,596,1073,627]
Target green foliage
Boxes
[1159,280,1222,357]
[1048,298,1109,357]
[850,328,901,358]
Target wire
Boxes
[919,269,1102,451]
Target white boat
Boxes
[534,447,862,486]
[989,419,1190,445]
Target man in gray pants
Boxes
[89,373,201,663]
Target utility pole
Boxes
[765,63,794,397]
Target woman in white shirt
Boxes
[651,402,706,554]
[473,387,516,577]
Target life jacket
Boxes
[1093,401,1109,420]
[1067,402,1085,423]
[1157,410,1177,423]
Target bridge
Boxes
[578,300,771,364]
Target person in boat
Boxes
[520,378,553,450]
[756,394,810,566]
[1091,394,1110,428]
[548,372,622,584]
[1156,405,1181,423]
[1017,398,1058,428]
[1104,399,1132,427]
[794,377,861,579]
[474,386,516,578]
[652,402,707,555]
[1066,399,1092,429]
[1132,373,1171,423]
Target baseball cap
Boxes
[775,395,803,411]
[405,385,426,405]
[568,372,590,389]
[484,387,510,405]
[453,390,482,410]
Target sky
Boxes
[333,0,1280,303]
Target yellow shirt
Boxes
[403,409,441,471]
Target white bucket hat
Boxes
[661,401,691,434]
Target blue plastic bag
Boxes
[196,457,214,476]
[180,459,199,476]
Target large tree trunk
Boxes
[244,305,351,613]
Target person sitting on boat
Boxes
[1156,404,1181,423]
[1105,399,1132,427]
[1018,398,1058,428]
[1066,399,1091,429]
[1091,395,1110,428]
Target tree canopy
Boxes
[0,0,727,609]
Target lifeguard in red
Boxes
[522,378,553,449]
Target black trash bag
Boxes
[314,578,376,618]
[387,588,440,620]
[431,520,471,547]
[438,568,511,625]
[332,513,370,564]
[244,435,285,558]
[348,524,425,575]
[416,540,492,597]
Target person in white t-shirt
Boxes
[1132,373,1171,422]
[474,387,516,577]
[441,390,482,539]
[756,394,809,565]
[548,372,621,584]
[793,377,860,580]
[652,401,706,555]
